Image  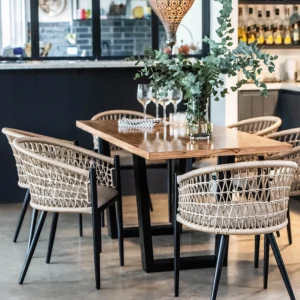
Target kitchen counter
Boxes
[0,60,140,70]
[239,82,300,92]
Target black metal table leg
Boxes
[133,154,155,272]
[168,159,173,224]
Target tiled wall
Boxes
[38,19,166,57]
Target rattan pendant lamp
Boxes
[149,0,195,49]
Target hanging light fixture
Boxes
[149,0,195,49]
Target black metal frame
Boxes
[0,0,210,61]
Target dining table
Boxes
[76,119,292,273]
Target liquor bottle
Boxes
[265,11,274,45]
[247,7,256,44]
[293,23,300,44]
[290,6,299,24]
[238,7,247,43]
[284,8,292,45]
[256,11,265,45]
[274,8,283,44]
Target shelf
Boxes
[239,0,300,4]
[257,44,300,49]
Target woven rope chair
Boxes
[267,127,300,147]
[254,146,300,271]
[13,137,124,290]
[174,160,297,300]
[92,110,167,214]
[193,116,282,169]
[1,128,83,245]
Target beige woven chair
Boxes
[193,116,282,169]
[92,110,168,213]
[254,146,300,270]
[13,137,124,289]
[92,110,165,167]
[1,128,83,245]
[267,128,300,147]
[174,160,297,300]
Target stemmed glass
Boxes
[157,88,172,124]
[137,84,152,119]
[151,89,160,118]
[170,88,183,115]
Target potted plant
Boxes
[126,0,277,140]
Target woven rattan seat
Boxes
[13,137,124,289]
[174,160,298,299]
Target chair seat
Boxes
[193,157,218,169]
[97,185,118,208]
[111,150,166,167]
[177,201,287,235]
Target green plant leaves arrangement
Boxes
[126,0,278,122]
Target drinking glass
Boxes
[137,84,152,119]
[157,88,172,123]
[170,88,183,115]
[151,89,160,118]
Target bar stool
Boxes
[193,116,282,169]
[2,128,84,244]
[174,160,297,300]
[13,137,124,289]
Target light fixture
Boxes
[149,0,195,49]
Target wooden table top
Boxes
[76,120,292,160]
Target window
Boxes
[0,0,30,57]
[0,0,209,60]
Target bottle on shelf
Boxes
[274,8,283,44]
[256,10,265,45]
[293,23,300,44]
[247,7,256,44]
[238,7,247,43]
[284,8,292,45]
[265,10,274,45]
[290,6,299,25]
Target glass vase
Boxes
[186,98,213,140]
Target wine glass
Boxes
[137,84,152,119]
[157,88,172,124]
[170,88,183,115]
[151,89,160,118]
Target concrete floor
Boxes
[1,194,300,300]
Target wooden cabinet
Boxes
[238,90,279,121]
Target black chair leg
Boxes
[19,211,47,284]
[287,206,292,245]
[92,210,101,290]
[27,209,38,252]
[276,231,280,237]
[101,211,105,228]
[14,189,30,243]
[264,234,270,289]
[254,235,260,268]
[210,235,229,300]
[174,219,181,297]
[46,213,59,264]
[99,211,102,253]
[267,233,296,300]
[116,197,124,266]
[79,214,83,237]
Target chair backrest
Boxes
[228,116,282,137]
[267,128,300,148]
[267,146,300,197]
[2,128,72,188]
[13,137,115,214]
[91,110,154,151]
[176,160,297,235]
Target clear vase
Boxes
[186,98,213,140]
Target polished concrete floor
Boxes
[1,194,300,300]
